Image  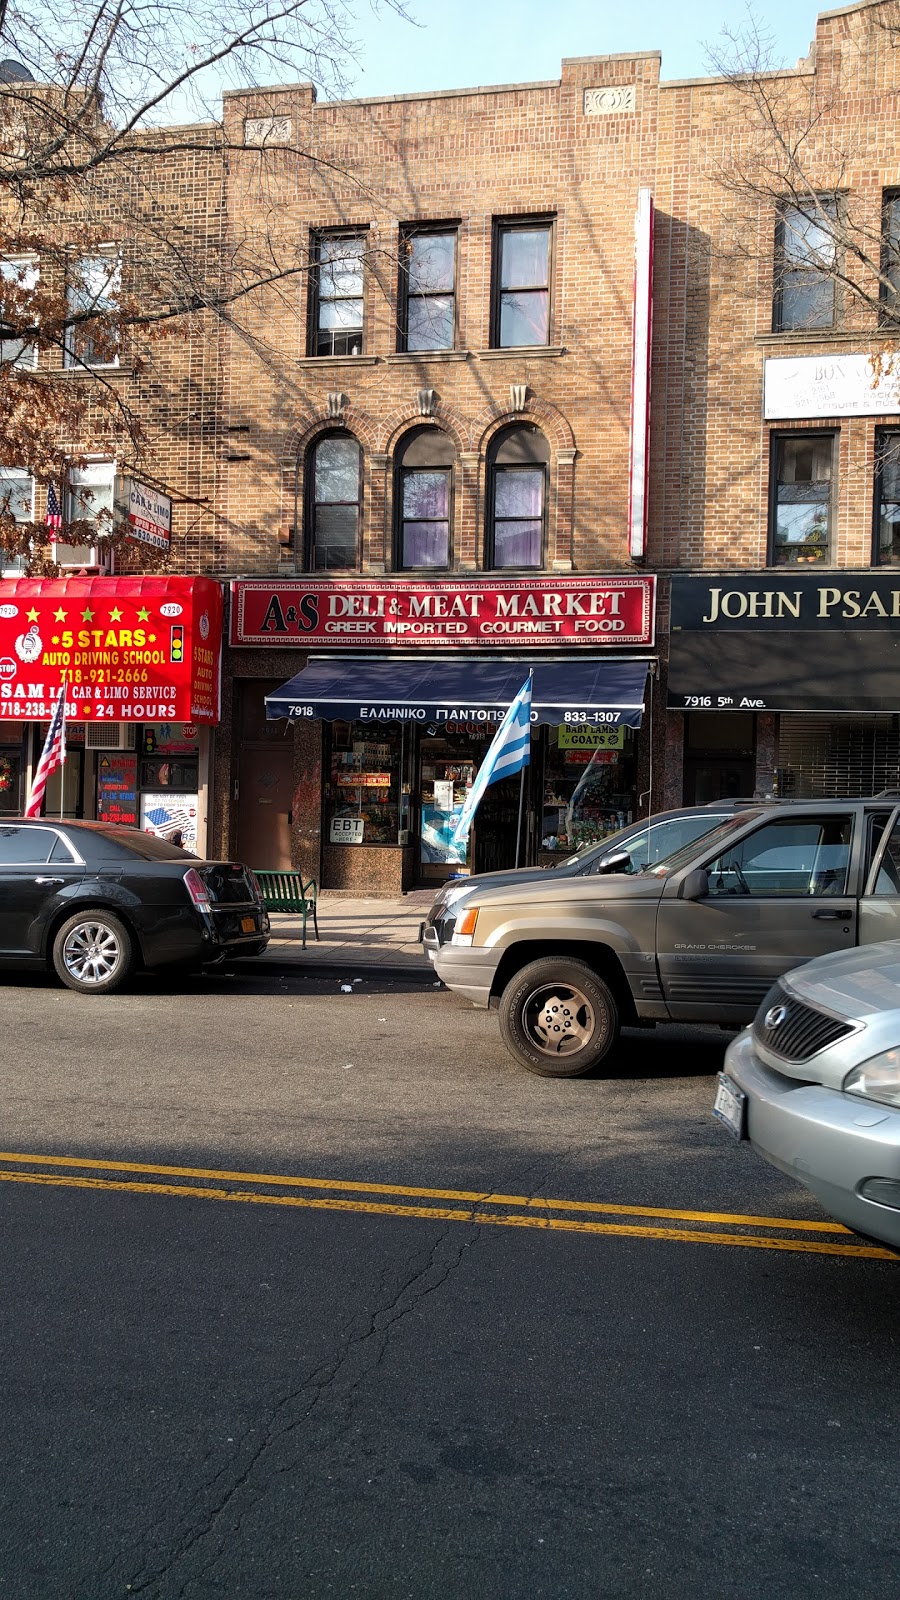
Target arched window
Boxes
[396,427,454,569]
[306,433,361,570]
[487,424,548,569]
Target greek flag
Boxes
[451,674,532,847]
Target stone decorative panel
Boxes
[327,391,345,418]
[583,86,636,116]
[244,116,294,146]
[417,388,437,416]
[509,383,528,413]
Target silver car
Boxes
[716,940,900,1249]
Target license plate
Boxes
[241,915,256,933]
[713,1072,747,1140]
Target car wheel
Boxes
[498,958,619,1077]
[52,911,134,995]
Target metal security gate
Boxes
[777,715,900,798]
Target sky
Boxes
[336,0,825,101]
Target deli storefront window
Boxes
[325,722,407,847]
[541,724,636,854]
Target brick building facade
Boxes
[7,0,900,882]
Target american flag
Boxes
[24,681,67,818]
[45,483,62,533]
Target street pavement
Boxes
[1,963,898,1600]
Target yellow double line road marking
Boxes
[0,1151,894,1260]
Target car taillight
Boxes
[183,868,212,913]
[247,869,264,904]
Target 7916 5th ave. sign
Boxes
[231,576,656,649]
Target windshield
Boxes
[641,811,763,878]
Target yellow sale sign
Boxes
[557,724,625,751]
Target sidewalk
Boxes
[253,889,440,980]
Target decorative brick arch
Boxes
[280,403,378,466]
[470,398,578,572]
[471,394,576,457]
[377,400,471,456]
[278,406,378,566]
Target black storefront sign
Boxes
[668,573,900,712]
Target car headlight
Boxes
[450,906,479,946]
[844,1049,900,1107]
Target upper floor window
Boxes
[396,428,454,568]
[492,219,552,348]
[0,257,38,369]
[399,228,456,351]
[0,467,33,574]
[59,461,116,567]
[309,233,365,357]
[874,429,900,565]
[307,433,361,569]
[487,424,548,569]
[769,431,836,566]
[880,192,900,329]
[773,200,838,333]
[64,250,121,368]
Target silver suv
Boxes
[427,799,900,1078]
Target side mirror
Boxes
[594,848,632,875]
[680,867,710,901]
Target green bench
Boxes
[253,870,320,948]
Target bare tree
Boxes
[0,0,408,569]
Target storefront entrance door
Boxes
[235,682,294,871]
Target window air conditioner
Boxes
[84,722,137,751]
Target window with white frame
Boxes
[0,258,38,369]
[64,251,121,368]
[0,467,34,574]
[58,462,116,566]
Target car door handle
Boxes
[812,907,853,919]
[34,876,64,886]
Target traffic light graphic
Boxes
[170,624,184,663]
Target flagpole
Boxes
[58,673,67,820]
[514,670,533,869]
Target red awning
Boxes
[0,575,222,724]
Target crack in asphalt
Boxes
[89,1222,482,1600]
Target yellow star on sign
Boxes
[109,606,122,622]
[137,606,150,621]
[53,607,67,621]
[81,606,94,621]
[26,606,39,621]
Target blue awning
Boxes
[266,657,649,728]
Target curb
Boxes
[227,955,440,985]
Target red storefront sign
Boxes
[231,576,656,649]
[0,575,222,723]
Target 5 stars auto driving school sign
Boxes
[0,576,222,722]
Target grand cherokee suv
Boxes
[425,799,900,1077]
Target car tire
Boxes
[51,910,134,995]
[498,957,620,1078]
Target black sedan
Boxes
[0,819,269,994]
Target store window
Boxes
[0,467,34,575]
[492,218,553,347]
[0,256,38,368]
[881,191,900,328]
[540,725,636,855]
[396,428,454,569]
[306,433,361,570]
[874,429,900,565]
[137,725,200,849]
[773,199,838,333]
[0,741,25,815]
[64,249,121,368]
[399,228,456,351]
[486,424,548,570]
[326,721,406,848]
[769,432,836,566]
[309,232,365,357]
[59,461,116,568]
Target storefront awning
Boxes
[266,658,650,727]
